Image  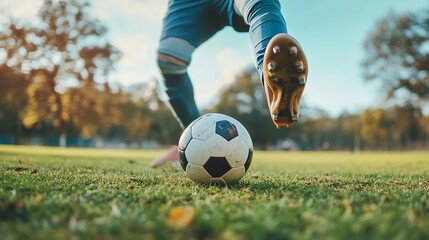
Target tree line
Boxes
[0,0,428,150]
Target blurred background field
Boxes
[1,145,428,174]
[0,0,429,151]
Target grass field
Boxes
[1,145,428,240]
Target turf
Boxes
[0,145,428,239]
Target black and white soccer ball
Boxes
[178,113,254,184]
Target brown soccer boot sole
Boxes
[262,33,308,128]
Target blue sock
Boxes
[163,73,201,129]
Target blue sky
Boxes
[1,0,428,116]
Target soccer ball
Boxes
[178,113,253,184]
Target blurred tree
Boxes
[117,98,151,145]
[211,67,266,115]
[119,81,160,145]
[115,79,182,146]
[362,9,429,110]
[0,0,120,146]
[360,108,389,149]
[388,105,422,149]
[299,113,332,150]
[418,115,429,148]
[62,81,122,139]
[0,65,30,143]
[337,113,360,151]
[104,87,142,144]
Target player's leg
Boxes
[151,52,196,168]
[157,0,228,129]
[234,0,308,128]
[152,52,198,167]
[157,51,200,129]
[152,0,227,168]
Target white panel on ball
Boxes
[225,137,249,168]
[205,134,229,157]
[186,164,212,183]
[222,166,245,183]
[185,139,211,166]
[192,119,216,141]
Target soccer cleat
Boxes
[262,33,308,128]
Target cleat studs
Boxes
[298,76,306,85]
[296,61,304,72]
[290,46,298,56]
[272,113,279,120]
[291,114,299,122]
[273,45,280,54]
[267,62,276,71]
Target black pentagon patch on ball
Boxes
[178,149,188,171]
[215,120,238,141]
[244,150,253,172]
[203,157,231,178]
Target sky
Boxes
[1,0,428,116]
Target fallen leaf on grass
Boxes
[167,206,195,228]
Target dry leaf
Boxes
[167,206,195,228]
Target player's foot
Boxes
[151,145,179,168]
[262,33,308,128]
